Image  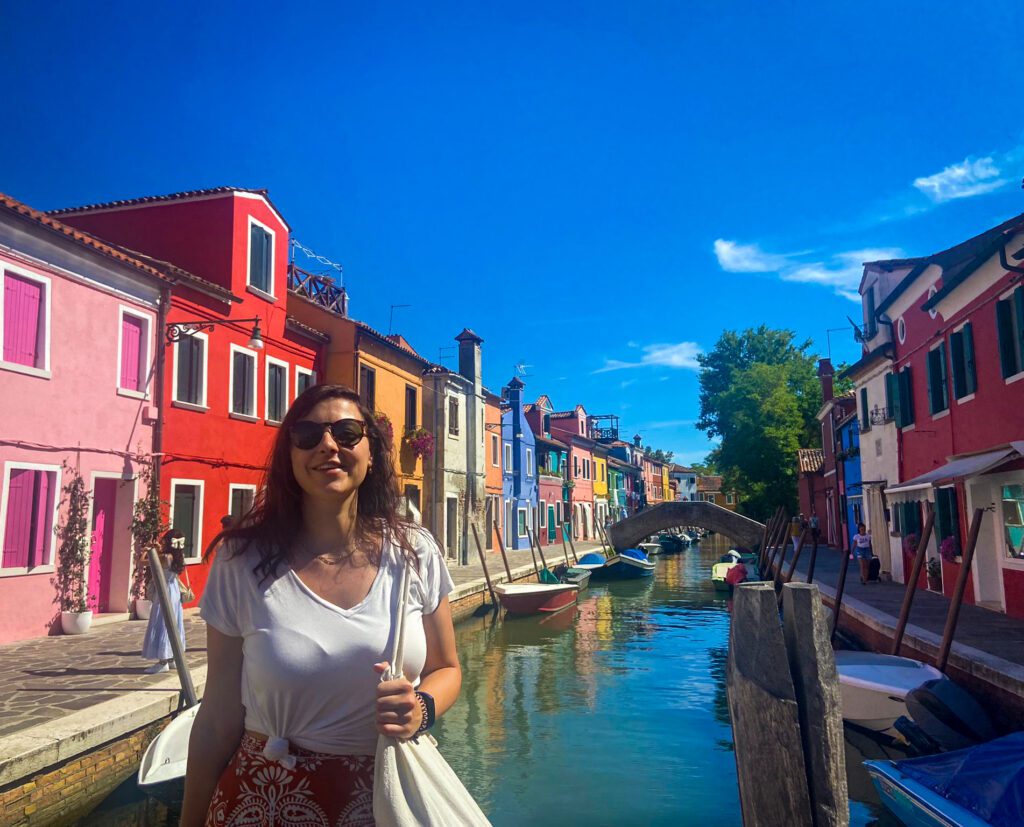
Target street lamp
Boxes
[165,317,264,350]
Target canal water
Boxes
[83,536,903,826]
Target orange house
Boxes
[484,388,503,551]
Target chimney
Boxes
[817,358,835,403]
[633,433,643,448]
[455,328,483,396]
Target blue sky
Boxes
[4,2,1023,465]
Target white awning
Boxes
[884,445,1022,496]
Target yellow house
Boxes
[287,269,431,515]
[661,465,671,503]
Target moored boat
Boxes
[138,703,200,807]
[494,582,579,615]
[598,548,655,579]
[575,551,608,572]
[552,562,592,590]
[638,541,663,556]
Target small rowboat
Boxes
[494,582,579,615]
[598,548,655,580]
[575,552,608,572]
[552,563,592,591]
[138,703,199,806]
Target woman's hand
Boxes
[373,662,423,739]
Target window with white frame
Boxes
[170,479,204,560]
[173,331,208,408]
[556,501,562,525]
[266,357,288,423]
[247,217,275,296]
[491,434,499,466]
[517,508,528,537]
[229,484,257,522]
[295,366,315,397]
[1,463,60,571]
[230,344,258,418]
[526,449,533,477]
[504,442,512,470]
[1,265,51,377]
[540,500,546,527]
[448,396,460,436]
[117,307,151,395]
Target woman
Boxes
[852,522,873,584]
[140,529,187,674]
[181,384,461,827]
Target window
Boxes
[2,267,50,375]
[404,386,417,433]
[170,480,204,560]
[174,331,208,408]
[1,465,59,570]
[996,286,1024,379]
[247,218,274,296]
[583,459,590,480]
[556,502,562,525]
[1002,484,1024,559]
[543,413,551,435]
[935,486,960,544]
[230,345,258,418]
[927,343,949,415]
[726,493,735,505]
[887,367,915,428]
[229,484,256,521]
[863,288,877,340]
[504,442,512,470]
[949,323,977,400]
[359,365,376,410]
[517,508,527,537]
[526,449,533,477]
[447,396,459,436]
[860,387,870,431]
[574,456,579,478]
[266,357,288,423]
[295,366,315,397]
[491,434,499,466]
[118,308,150,395]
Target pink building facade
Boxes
[0,196,165,642]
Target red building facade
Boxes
[548,405,596,540]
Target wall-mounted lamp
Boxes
[166,317,264,350]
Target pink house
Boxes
[549,404,596,540]
[0,194,166,643]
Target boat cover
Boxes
[578,552,606,567]
[622,548,649,562]
[896,731,1024,826]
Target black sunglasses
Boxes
[290,418,367,450]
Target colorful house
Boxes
[0,194,168,642]
[797,449,828,530]
[484,388,504,551]
[51,186,322,603]
[837,407,862,551]
[607,458,629,522]
[526,397,570,547]
[592,444,609,531]
[814,360,858,550]
[607,438,644,514]
[549,405,596,540]
[669,465,698,502]
[500,377,537,551]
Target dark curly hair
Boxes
[204,384,417,581]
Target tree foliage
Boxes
[696,326,823,520]
[54,463,92,613]
[642,446,674,463]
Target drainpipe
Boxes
[152,283,171,491]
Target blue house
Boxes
[837,409,863,551]
[502,377,537,551]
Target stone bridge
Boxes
[606,501,765,551]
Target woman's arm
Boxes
[375,595,462,738]
[180,626,245,827]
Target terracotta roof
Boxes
[549,411,576,419]
[355,322,431,366]
[384,334,426,360]
[671,464,696,474]
[0,192,173,285]
[798,448,824,474]
[116,246,237,302]
[286,316,330,343]
[697,475,723,492]
[534,433,569,450]
[46,186,270,216]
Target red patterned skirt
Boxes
[205,734,376,827]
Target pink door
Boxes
[88,479,117,613]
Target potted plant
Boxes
[129,462,168,620]
[402,427,435,460]
[926,558,943,592]
[53,464,93,634]
[939,535,962,565]
[374,412,394,449]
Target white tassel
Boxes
[262,736,297,769]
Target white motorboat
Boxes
[138,703,199,806]
[834,651,946,739]
[638,542,662,556]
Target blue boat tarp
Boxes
[621,548,649,562]
[896,731,1024,827]
[578,552,606,567]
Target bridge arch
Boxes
[606,501,765,551]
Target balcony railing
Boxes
[288,264,348,317]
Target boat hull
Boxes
[138,704,200,807]
[597,554,655,579]
[494,583,579,615]
[865,761,988,827]
[835,651,946,738]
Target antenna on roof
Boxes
[388,304,411,335]
[438,345,457,363]
[515,362,533,378]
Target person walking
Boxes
[180,384,461,827]
[140,529,187,674]
[852,523,873,584]
[790,514,802,552]
[809,512,820,542]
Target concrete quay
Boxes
[0,540,604,825]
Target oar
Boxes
[471,523,498,615]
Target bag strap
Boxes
[386,553,411,680]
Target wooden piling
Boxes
[773,522,793,589]
[765,511,790,579]
[782,583,849,827]
[493,519,513,580]
[759,508,783,572]
[784,529,812,584]
[829,543,851,643]
[565,525,580,565]
[147,545,197,708]
[891,504,936,656]
[805,536,821,585]
[559,526,573,568]
[936,508,985,672]
[530,528,550,573]
[727,583,813,826]
[471,523,498,610]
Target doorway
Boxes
[969,478,1006,611]
[445,497,459,561]
[88,476,135,614]
[547,505,556,542]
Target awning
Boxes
[884,444,1024,496]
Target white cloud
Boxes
[913,156,1008,203]
[713,239,791,272]
[593,341,703,374]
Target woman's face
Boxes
[290,397,372,504]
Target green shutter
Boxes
[927,349,936,414]
[860,387,869,428]
[938,342,948,411]
[949,331,965,399]
[997,298,1018,378]
[963,322,977,395]
[886,372,897,421]
[901,366,915,426]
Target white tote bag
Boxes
[372,556,491,827]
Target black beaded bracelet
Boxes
[414,690,435,735]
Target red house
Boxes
[52,188,324,602]
[525,397,570,547]
[869,213,1024,617]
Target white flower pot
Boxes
[135,598,153,620]
[60,610,93,635]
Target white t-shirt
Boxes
[853,532,872,549]
[200,525,454,757]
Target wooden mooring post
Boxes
[493,519,513,581]
[565,524,581,565]
[728,581,848,827]
[891,503,936,656]
[147,545,198,709]
[758,508,783,573]
[471,523,498,612]
[936,507,985,672]
[765,511,790,580]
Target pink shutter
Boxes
[120,315,143,391]
[2,469,33,568]
[30,471,53,567]
[3,274,44,368]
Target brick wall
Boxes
[0,718,168,826]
